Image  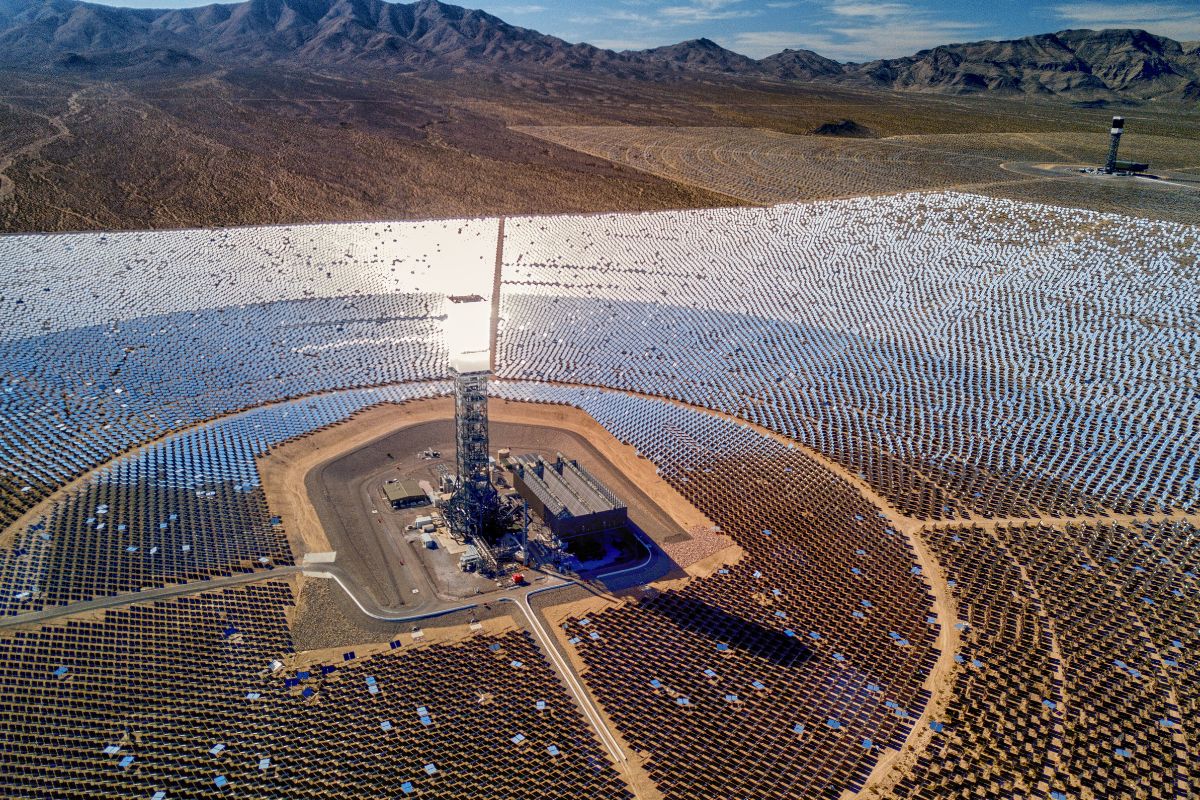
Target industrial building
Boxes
[509,454,628,537]
[383,479,428,509]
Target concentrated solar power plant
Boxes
[513,125,1200,225]
[499,194,1200,519]
[2,192,1198,800]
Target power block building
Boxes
[510,454,628,537]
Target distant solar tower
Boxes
[1104,116,1124,174]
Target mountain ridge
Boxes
[1,0,1197,100]
[849,28,1200,100]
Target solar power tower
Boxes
[443,297,503,545]
[1104,116,1125,173]
[453,358,491,496]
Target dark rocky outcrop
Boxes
[810,119,877,138]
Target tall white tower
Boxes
[444,296,498,541]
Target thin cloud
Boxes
[1051,2,1200,40]
[829,2,913,18]
[730,15,985,60]
[659,0,761,24]
[658,8,760,21]
[831,21,982,58]
[492,4,548,14]
[568,9,660,26]
[571,0,760,32]
[724,31,816,56]
[728,0,986,61]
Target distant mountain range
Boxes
[854,29,1200,101]
[2,0,1197,101]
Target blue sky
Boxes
[92,0,1200,60]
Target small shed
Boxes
[384,480,428,509]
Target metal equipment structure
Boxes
[442,297,496,537]
[439,296,514,571]
[453,365,491,496]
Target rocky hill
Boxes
[635,37,762,75]
[760,48,844,80]
[1,0,1197,100]
[849,29,1200,101]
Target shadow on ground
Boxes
[643,591,811,667]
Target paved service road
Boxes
[0,566,304,629]
[504,592,626,758]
